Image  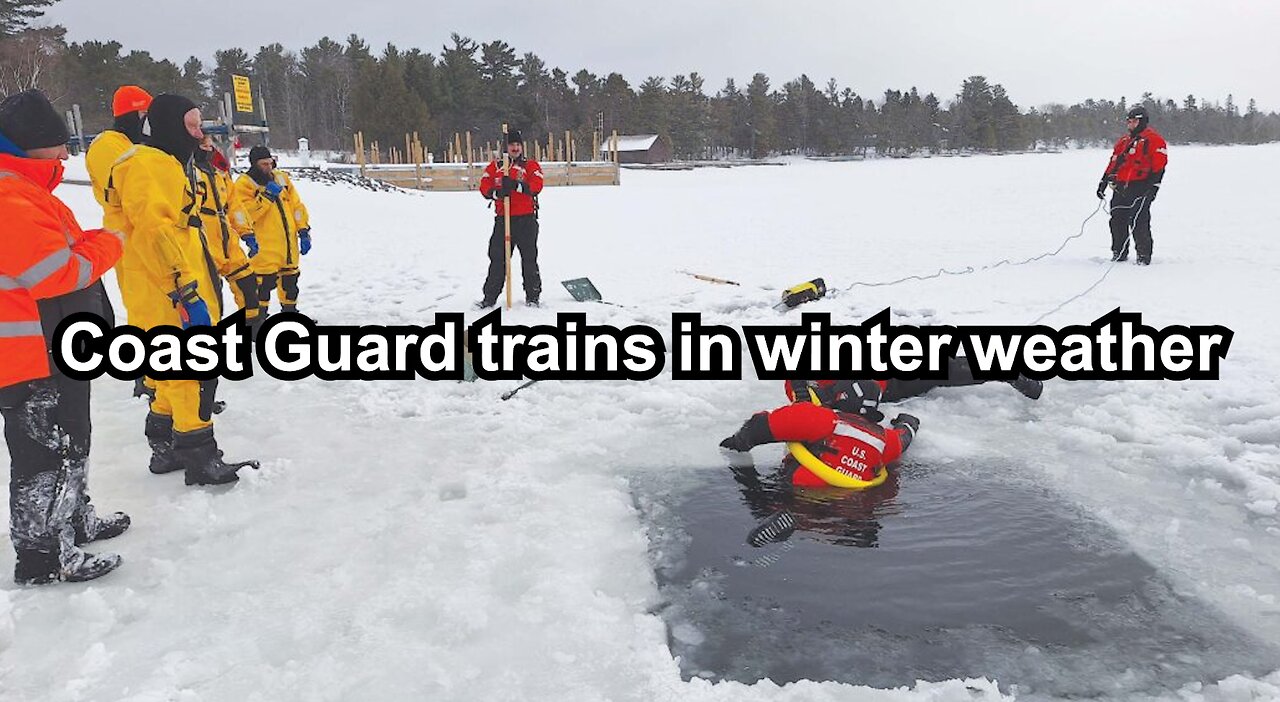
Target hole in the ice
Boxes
[636,459,1277,698]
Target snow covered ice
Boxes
[2,145,1280,701]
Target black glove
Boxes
[502,175,525,195]
[1096,178,1110,199]
[891,413,920,435]
[719,413,773,452]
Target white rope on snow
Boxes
[838,198,1108,293]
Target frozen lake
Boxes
[2,145,1277,701]
[640,456,1276,698]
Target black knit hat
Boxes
[248,145,273,163]
[506,129,523,145]
[0,89,70,151]
[142,93,199,163]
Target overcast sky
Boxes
[41,0,1280,111]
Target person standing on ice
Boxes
[194,135,258,324]
[720,380,920,488]
[477,129,544,308]
[104,94,258,486]
[1097,105,1167,265]
[85,86,158,401]
[0,89,130,584]
[86,85,152,209]
[230,145,311,331]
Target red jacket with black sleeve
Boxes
[1104,127,1168,186]
[480,157,544,217]
[763,403,910,487]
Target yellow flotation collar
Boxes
[786,441,889,489]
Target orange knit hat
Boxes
[112,85,153,117]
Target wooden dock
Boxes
[352,130,622,192]
[356,160,620,191]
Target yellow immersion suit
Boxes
[84,129,133,210]
[230,169,310,315]
[194,161,257,323]
[104,145,220,433]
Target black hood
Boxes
[112,112,146,144]
[1126,106,1150,136]
[142,94,199,164]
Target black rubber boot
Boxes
[73,511,131,546]
[247,314,265,342]
[747,510,797,547]
[1009,375,1044,400]
[15,549,121,585]
[145,412,183,474]
[176,427,260,486]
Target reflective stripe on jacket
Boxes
[0,154,123,387]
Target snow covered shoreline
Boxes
[2,145,1278,701]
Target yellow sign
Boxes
[232,75,254,113]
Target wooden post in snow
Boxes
[355,132,367,178]
[501,124,513,310]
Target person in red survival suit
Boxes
[1096,105,1167,265]
[477,128,545,308]
[726,449,903,549]
[720,380,919,487]
[784,356,1042,411]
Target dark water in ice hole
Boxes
[635,457,1278,700]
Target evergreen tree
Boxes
[298,36,353,149]
[634,75,668,137]
[12,24,1280,156]
[744,72,775,158]
[59,39,125,129]
[437,33,483,138]
[254,43,302,142]
[0,0,57,37]
[210,48,251,103]
[352,43,430,154]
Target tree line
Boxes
[3,3,1278,159]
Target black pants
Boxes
[0,375,96,566]
[483,215,541,303]
[1109,185,1155,261]
[882,356,987,402]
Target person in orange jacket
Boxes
[1097,105,1168,265]
[0,90,129,585]
[477,129,544,307]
